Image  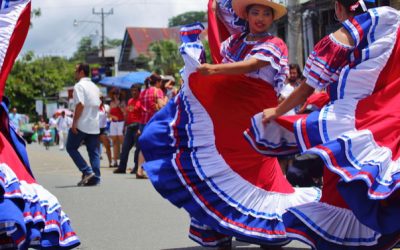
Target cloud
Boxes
[22,0,208,57]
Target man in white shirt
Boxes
[56,111,72,150]
[9,107,22,134]
[66,63,101,186]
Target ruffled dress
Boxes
[246,7,400,249]
[139,21,321,247]
[0,102,80,249]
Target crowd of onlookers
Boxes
[13,73,177,179]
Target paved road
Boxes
[28,143,309,250]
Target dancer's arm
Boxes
[197,58,270,75]
[262,82,315,123]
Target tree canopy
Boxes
[148,40,183,77]
[5,52,76,116]
[168,11,207,27]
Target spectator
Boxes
[56,111,72,150]
[278,63,303,114]
[37,115,46,144]
[114,84,143,174]
[66,63,101,186]
[99,95,112,168]
[136,74,165,178]
[42,124,52,150]
[108,88,125,167]
[161,75,177,101]
[49,113,58,146]
[9,107,22,134]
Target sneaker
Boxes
[113,168,126,174]
[77,173,95,186]
[84,177,100,186]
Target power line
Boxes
[92,8,114,64]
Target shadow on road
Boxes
[162,240,307,250]
[55,185,80,189]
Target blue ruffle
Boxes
[0,170,80,249]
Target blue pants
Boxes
[118,123,140,171]
[66,129,100,182]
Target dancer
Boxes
[139,0,321,248]
[0,0,80,248]
[246,1,400,249]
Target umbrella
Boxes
[120,71,151,84]
[98,76,122,88]
[98,71,151,89]
[54,108,73,116]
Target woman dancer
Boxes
[139,0,321,248]
[247,1,400,249]
[0,1,80,248]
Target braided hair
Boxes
[336,0,376,15]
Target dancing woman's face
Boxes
[246,5,274,34]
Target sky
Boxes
[22,0,208,58]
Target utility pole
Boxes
[286,0,302,66]
[92,8,113,65]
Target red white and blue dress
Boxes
[0,1,80,249]
[139,18,321,247]
[246,7,400,249]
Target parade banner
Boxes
[0,0,31,100]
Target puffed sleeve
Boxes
[216,0,247,35]
[220,33,238,60]
[303,34,352,90]
[248,38,289,93]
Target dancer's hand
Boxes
[211,0,217,13]
[262,108,278,124]
[197,63,217,75]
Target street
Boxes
[28,143,309,250]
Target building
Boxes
[283,0,400,67]
[118,27,181,72]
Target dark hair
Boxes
[149,73,162,86]
[289,64,302,77]
[130,84,141,91]
[335,0,376,15]
[76,63,90,77]
[144,77,150,89]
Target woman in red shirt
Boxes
[114,84,144,174]
[109,88,126,167]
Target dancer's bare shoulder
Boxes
[332,27,355,47]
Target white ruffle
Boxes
[176,44,321,223]
[288,202,381,246]
[0,0,30,69]
[1,163,61,214]
[245,113,298,156]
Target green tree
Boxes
[71,36,99,62]
[5,51,76,116]
[30,8,41,28]
[202,39,212,63]
[105,38,123,49]
[148,40,183,77]
[168,11,207,27]
[134,54,151,71]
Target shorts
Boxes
[109,121,125,136]
[99,127,108,136]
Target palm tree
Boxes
[148,40,183,76]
